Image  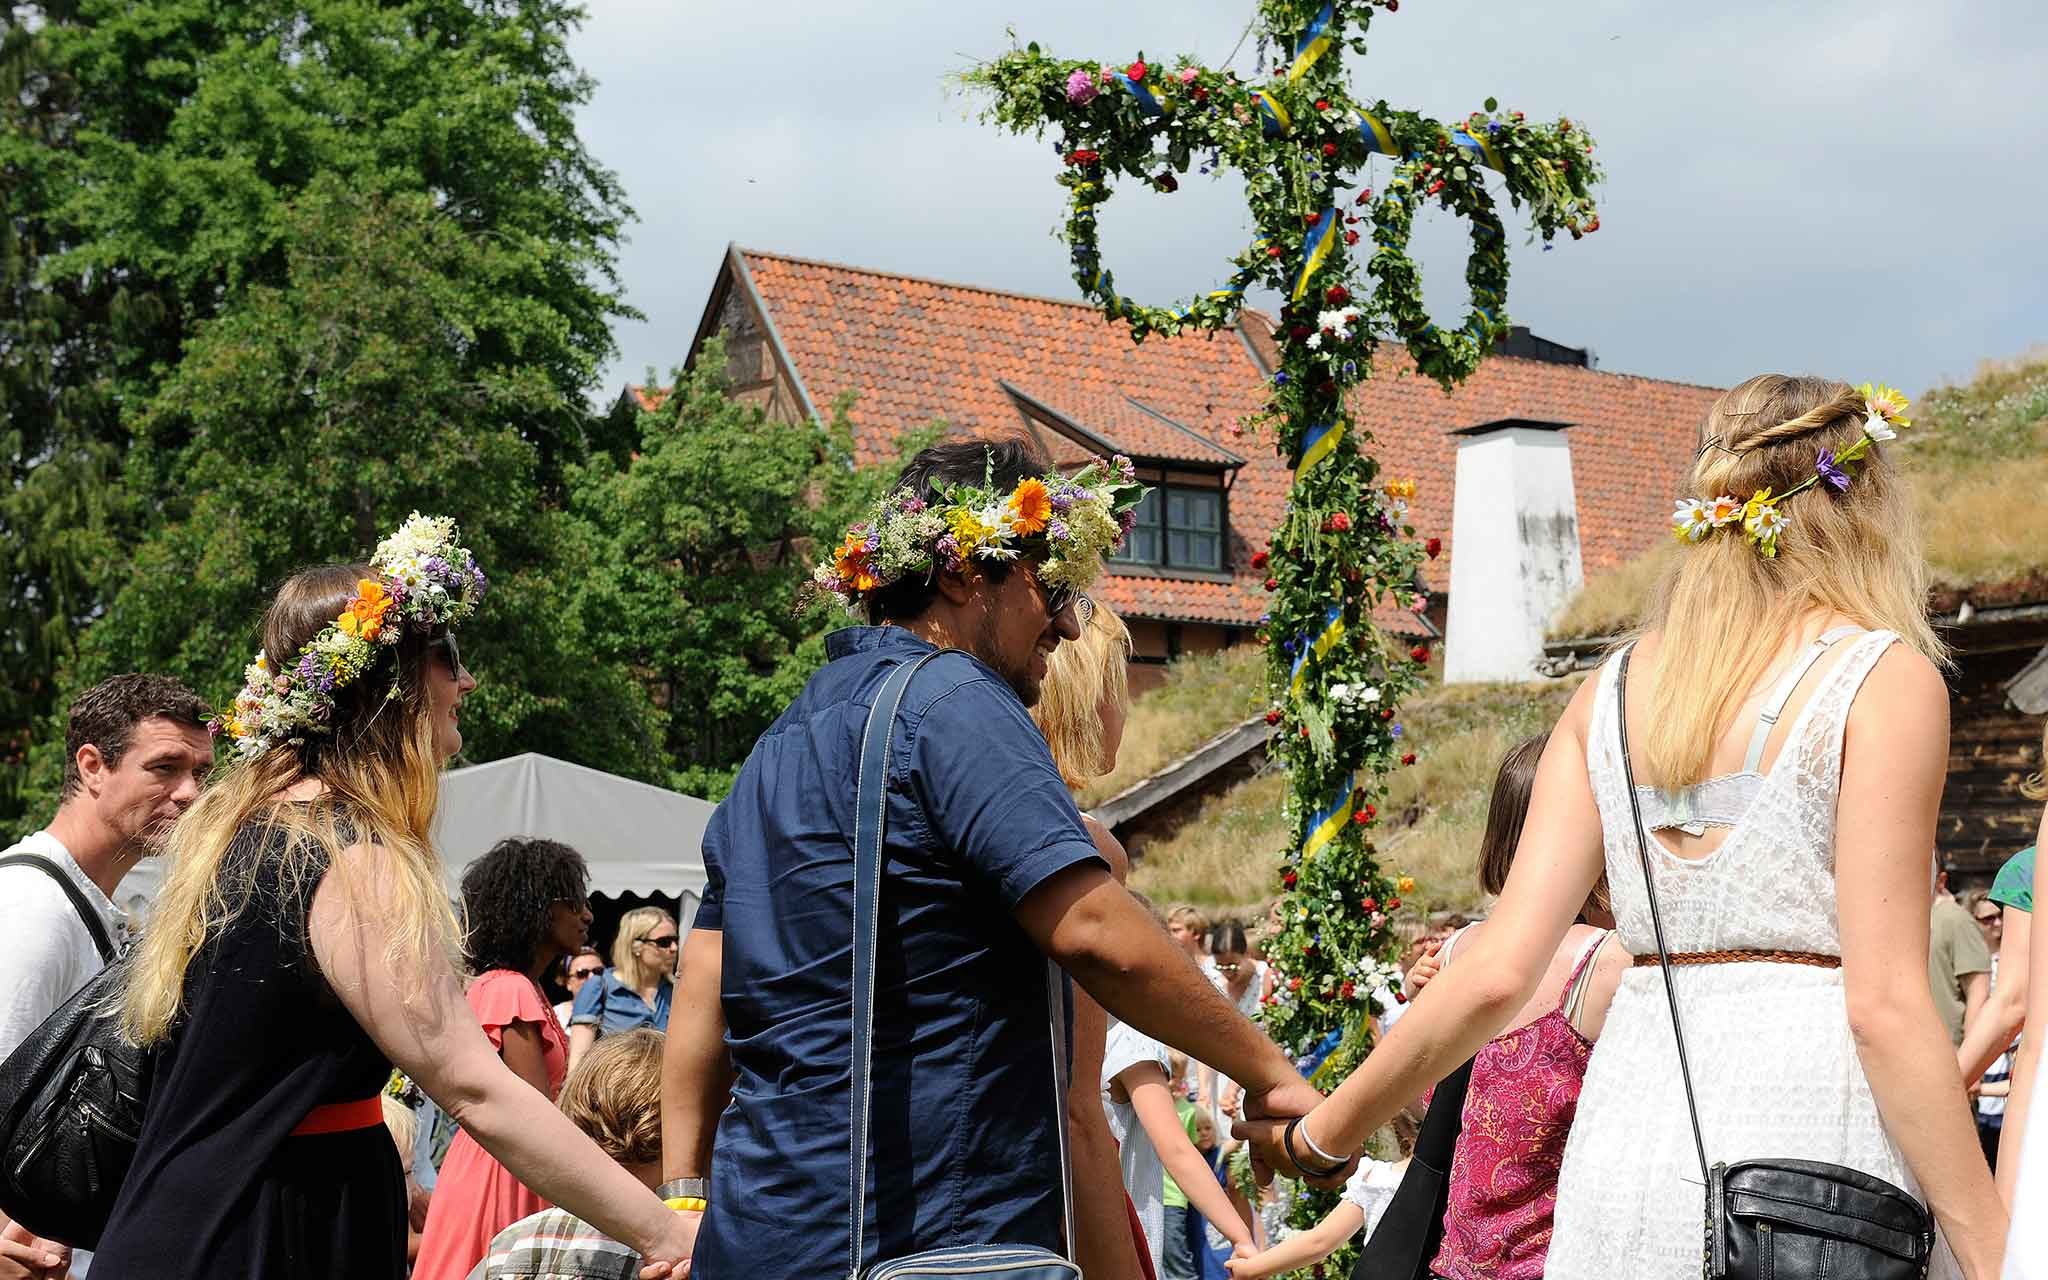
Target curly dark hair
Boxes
[460,837,590,976]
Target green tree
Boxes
[22,184,661,814]
[568,345,936,798]
[4,0,635,828]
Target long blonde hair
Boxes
[1031,602,1133,788]
[123,564,460,1045]
[1636,374,1944,789]
[609,905,676,989]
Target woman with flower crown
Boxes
[94,516,694,1280]
[1235,377,2008,1278]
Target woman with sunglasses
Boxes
[556,946,604,1032]
[412,837,597,1280]
[569,905,678,1070]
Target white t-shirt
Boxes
[0,831,120,1059]
[1102,1019,1173,1278]
[1342,1157,1409,1242]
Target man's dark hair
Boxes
[865,435,1053,624]
[460,837,592,976]
[62,673,209,800]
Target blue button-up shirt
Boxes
[691,627,1102,1277]
[567,968,672,1036]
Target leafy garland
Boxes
[971,2,1602,1269]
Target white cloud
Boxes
[571,0,2048,399]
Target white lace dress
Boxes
[1545,630,1962,1280]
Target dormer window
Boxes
[1113,485,1224,571]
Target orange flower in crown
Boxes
[1007,478,1053,536]
[337,580,396,641]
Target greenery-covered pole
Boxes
[970,0,1601,1260]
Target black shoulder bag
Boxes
[0,855,154,1249]
[1347,1054,1472,1280]
[1613,646,1935,1280]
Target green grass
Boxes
[1552,350,2048,640]
[1078,645,1269,809]
[1128,674,1583,916]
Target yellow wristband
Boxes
[665,1196,708,1212]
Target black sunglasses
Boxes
[1035,573,1092,625]
[1975,914,2002,925]
[639,933,680,949]
[430,633,464,676]
[568,964,604,979]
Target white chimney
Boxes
[1443,420,1584,684]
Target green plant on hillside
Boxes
[1550,352,2048,641]
[1078,644,1268,809]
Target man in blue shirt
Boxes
[660,440,1322,1277]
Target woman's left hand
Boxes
[1233,1108,1356,1189]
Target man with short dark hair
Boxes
[661,440,1325,1276]
[0,673,213,1056]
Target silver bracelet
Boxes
[1295,1114,1346,1169]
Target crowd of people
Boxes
[0,375,2042,1280]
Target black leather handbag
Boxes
[1348,1054,1472,1280]
[1613,646,1935,1280]
[0,949,157,1248]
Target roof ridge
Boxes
[738,245,1112,314]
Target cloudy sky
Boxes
[568,0,2046,402]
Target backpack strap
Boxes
[0,852,117,964]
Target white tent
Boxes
[109,753,714,928]
[437,753,714,927]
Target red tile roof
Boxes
[685,247,1721,633]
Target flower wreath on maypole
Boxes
[971,0,1603,1261]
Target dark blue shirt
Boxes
[691,627,1102,1276]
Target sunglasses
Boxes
[430,633,464,676]
[568,965,604,980]
[1975,914,2002,925]
[1036,574,1092,626]
[639,934,680,949]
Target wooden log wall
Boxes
[1942,642,2046,885]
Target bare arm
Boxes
[1835,648,2004,1278]
[2001,820,2047,1205]
[568,1022,598,1074]
[1959,969,1990,1039]
[498,1020,553,1096]
[1015,865,1315,1122]
[1243,678,1605,1169]
[1066,820,1145,1280]
[1958,906,2028,1082]
[660,927,732,1183]
[1223,1199,1362,1279]
[1122,1065,1253,1250]
[312,844,690,1270]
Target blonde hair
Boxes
[1031,603,1133,788]
[610,905,677,989]
[1635,375,1944,789]
[558,1028,665,1165]
[123,564,460,1045]
[381,1094,418,1160]
[1166,904,1210,936]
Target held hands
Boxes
[1239,1068,1321,1128]
[1233,1102,1358,1190]
[1402,944,1441,999]
[1224,1241,1275,1279]
[636,1207,701,1280]
[0,1221,69,1280]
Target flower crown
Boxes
[1671,383,1911,558]
[214,513,487,757]
[809,454,1149,610]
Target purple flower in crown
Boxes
[1118,508,1138,535]
[864,528,882,554]
[935,534,963,572]
[1050,490,1075,515]
[1815,448,1851,493]
[1113,454,1136,482]
[425,555,451,581]
[1048,518,1071,541]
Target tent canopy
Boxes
[437,753,713,902]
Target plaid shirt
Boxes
[466,1208,640,1280]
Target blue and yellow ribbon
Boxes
[1288,604,1346,699]
[1251,91,1292,137]
[1450,127,1504,173]
[1301,773,1358,861]
[1295,419,1346,473]
[1354,110,1398,159]
[1115,72,1170,118]
[1290,208,1339,301]
[1287,1,1337,81]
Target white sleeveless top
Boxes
[1545,629,1963,1280]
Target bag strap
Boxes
[847,649,1076,1277]
[0,852,117,964]
[1612,647,1712,1183]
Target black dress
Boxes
[93,822,406,1278]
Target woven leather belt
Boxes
[1632,949,1840,968]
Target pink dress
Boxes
[1429,929,1608,1280]
[410,969,570,1280]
